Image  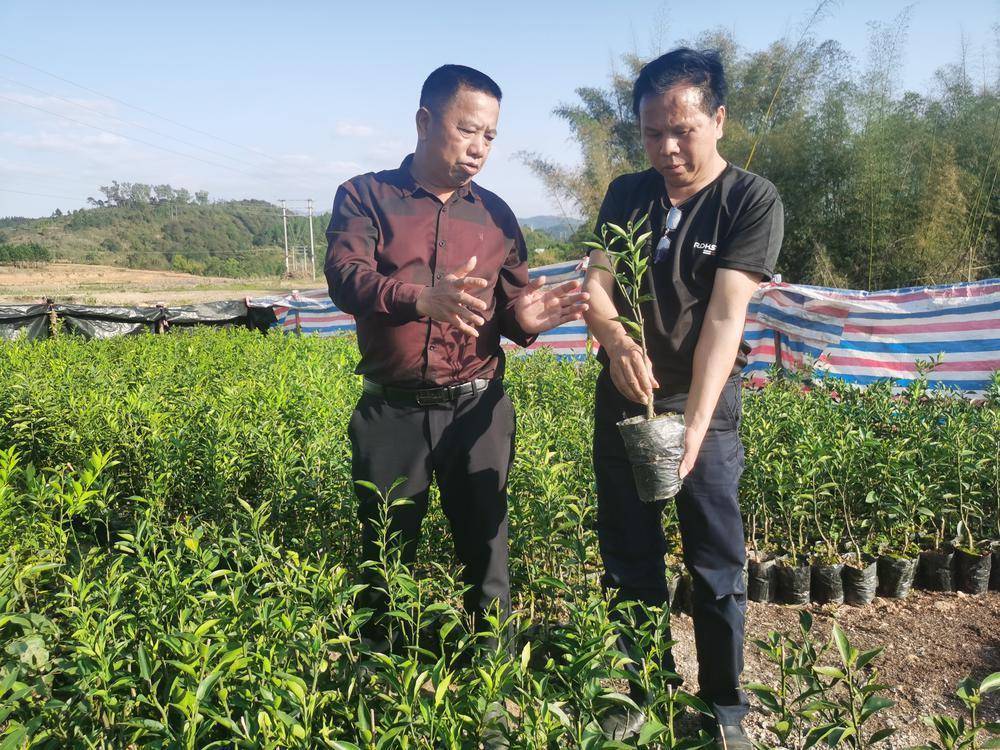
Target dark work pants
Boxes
[348,379,515,637]
[594,368,749,726]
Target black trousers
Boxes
[348,379,515,635]
[594,368,749,726]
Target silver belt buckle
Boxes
[416,388,449,406]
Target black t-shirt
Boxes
[591,162,783,391]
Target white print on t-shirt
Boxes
[693,241,717,255]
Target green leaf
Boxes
[856,648,884,670]
[799,610,813,633]
[21,562,61,579]
[434,672,452,707]
[605,222,629,240]
[674,690,713,716]
[813,666,846,679]
[581,719,607,750]
[638,717,667,745]
[980,672,1000,694]
[137,644,150,680]
[597,691,641,711]
[196,671,222,702]
[193,619,220,638]
[0,726,27,750]
[832,622,853,666]
[861,695,894,720]
[869,727,896,744]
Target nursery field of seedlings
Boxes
[0,330,996,748]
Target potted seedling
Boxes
[774,427,813,605]
[742,392,784,602]
[954,523,992,595]
[586,216,685,503]
[800,423,843,605]
[827,418,877,606]
[875,432,925,598]
[951,424,993,594]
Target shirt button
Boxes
[435,273,442,280]
[438,240,446,247]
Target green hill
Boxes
[1,192,584,277]
[0,194,327,278]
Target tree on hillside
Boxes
[153,184,175,203]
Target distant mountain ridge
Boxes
[518,215,583,241]
[0,202,584,277]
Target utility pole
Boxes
[280,199,290,277]
[307,198,317,281]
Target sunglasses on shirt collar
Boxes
[654,203,683,263]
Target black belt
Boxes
[363,377,493,406]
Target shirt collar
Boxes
[395,154,478,203]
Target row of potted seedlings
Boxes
[744,541,1000,606]
[660,542,999,614]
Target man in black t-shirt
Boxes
[583,49,783,747]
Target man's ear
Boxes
[715,105,726,140]
[415,106,432,141]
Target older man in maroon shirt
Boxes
[325,64,588,656]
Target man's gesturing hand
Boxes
[415,256,490,337]
[513,276,590,334]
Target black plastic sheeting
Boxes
[0,301,277,341]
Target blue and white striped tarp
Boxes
[248,262,999,398]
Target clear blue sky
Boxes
[0,0,996,219]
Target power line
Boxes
[0,52,283,163]
[0,187,85,201]
[0,93,263,178]
[0,75,271,171]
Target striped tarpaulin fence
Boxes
[744,278,1000,397]
[247,262,1000,398]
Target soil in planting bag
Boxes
[876,555,917,598]
[776,561,811,605]
[842,560,878,606]
[955,549,991,595]
[617,413,686,503]
[810,563,844,604]
[747,555,777,603]
[918,549,955,591]
[991,542,1000,592]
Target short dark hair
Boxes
[632,48,727,118]
[419,64,502,115]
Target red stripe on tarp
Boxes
[763,293,850,319]
[826,354,1000,373]
[842,318,1000,336]
[797,282,1000,304]
[749,344,776,358]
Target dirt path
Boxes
[0,262,314,305]
[667,591,999,748]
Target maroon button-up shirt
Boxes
[325,154,537,387]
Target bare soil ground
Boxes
[0,262,314,305]
[668,591,1000,748]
